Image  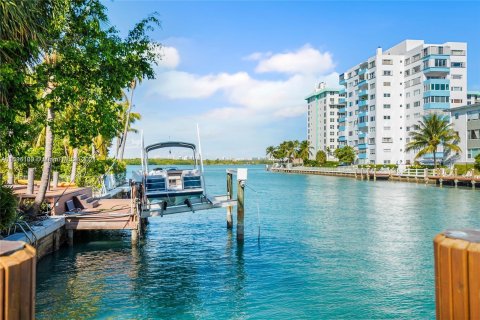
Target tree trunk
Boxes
[31,105,54,215]
[70,147,79,183]
[118,82,136,161]
[7,152,14,184]
[433,147,437,171]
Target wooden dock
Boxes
[270,166,480,189]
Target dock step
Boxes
[74,195,99,209]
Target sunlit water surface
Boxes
[36,165,480,319]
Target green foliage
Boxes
[315,150,327,165]
[124,158,269,166]
[334,146,355,165]
[266,140,312,163]
[0,184,18,231]
[475,154,480,172]
[406,114,461,168]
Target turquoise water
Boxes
[36,165,480,319]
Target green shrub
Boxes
[475,154,480,172]
[0,184,18,231]
[315,150,327,165]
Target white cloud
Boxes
[156,46,180,69]
[255,44,335,75]
[131,44,340,158]
[242,51,272,61]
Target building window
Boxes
[382,59,393,65]
[383,104,391,109]
[452,74,463,79]
[383,82,391,86]
[384,93,391,97]
[451,86,463,91]
[384,115,391,120]
[469,130,480,140]
[467,148,480,159]
[451,99,463,104]
[414,101,421,107]
[434,59,447,67]
[454,113,459,119]
[382,137,393,143]
[451,62,465,68]
[384,126,391,130]
[383,70,392,76]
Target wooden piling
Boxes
[131,229,139,245]
[237,179,245,242]
[226,172,233,229]
[67,229,74,246]
[0,241,36,320]
[373,169,377,181]
[27,168,35,194]
[7,153,14,184]
[434,230,480,319]
[52,171,59,189]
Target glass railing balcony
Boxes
[339,117,346,123]
[358,90,368,97]
[358,68,367,75]
[358,143,367,150]
[424,79,450,86]
[358,100,368,107]
[358,122,368,128]
[339,126,346,131]
[339,98,346,104]
[358,132,367,138]
[358,153,367,159]
[424,102,450,110]
[423,67,450,74]
[339,107,346,113]
[338,136,346,142]
[357,80,367,87]
[423,90,450,98]
[358,111,368,117]
[339,78,346,85]
[339,88,346,94]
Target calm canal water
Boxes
[36,165,480,319]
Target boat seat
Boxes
[65,200,82,214]
[146,176,167,192]
[183,176,202,189]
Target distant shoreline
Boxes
[124,158,269,166]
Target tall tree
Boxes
[334,146,355,165]
[406,114,461,169]
[30,0,160,214]
[265,146,275,161]
[297,140,313,162]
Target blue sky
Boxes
[103,0,480,159]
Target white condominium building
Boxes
[338,40,467,165]
[306,82,344,160]
[467,91,480,105]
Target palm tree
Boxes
[117,80,139,160]
[406,114,461,169]
[297,140,313,161]
[265,146,275,161]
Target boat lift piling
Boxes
[226,172,233,229]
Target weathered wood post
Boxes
[0,241,36,319]
[373,169,377,181]
[67,229,74,246]
[27,168,35,194]
[434,230,480,319]
[472,180,476,190]
[226,171,233,229]
[52,171,59,189]
[236,168,247,242]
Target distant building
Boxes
[338,40,467,165]
[305,82,344,160]
[467,91,480,105]
[447,103,480,163]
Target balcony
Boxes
[358,68,367,75]
[358,111,368,118]
[423,90,450,98]
[339,117,346,123]
[358,122,368,128]
[358,132,367,138]
[358,153,367,159]
[339,78,346,85]
[338,136,346,142]
[339,98,346,104]
[424,102,450,110]
[339,88,346,95]
[358,100,368,107]
[357,80,367,87]
[339,107,346,113]
[358,90,368,97]
[423,67,450,75]
[358,143,367,150]
[339,126,346,131]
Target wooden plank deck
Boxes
[64,199,135,230]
